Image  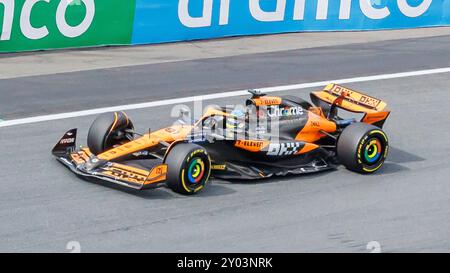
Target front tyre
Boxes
[165,144,211,195]
[337,123,388,174]
[87,111,134,155]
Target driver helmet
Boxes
[226,109,245,131]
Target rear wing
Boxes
[311,84,387,113]
[311,84,390,127]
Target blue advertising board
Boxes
[132,0,450,45]
[1,0,449,52]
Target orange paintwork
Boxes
[69,149,94,165]
[78,151,90,162]
[100,163,167,186]
[111,162,151,176]
[308,107,326,118]
[102,167,148,185]
[98,106,232,161]
[122,111,130,126]
[362,111,391,125]
[67,145,167,186]
[295,111,337,142]
[82,147,93,157]
[109,112,119,133]
[296,143,320,154]
[98,107,230,161]
[312,83,388,113]
[98,125,193,161]
[234,140,270,152]
[70,153,85,165]
[251,96,282,106]
[144,164,168,185]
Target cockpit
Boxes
[198,90,312,141]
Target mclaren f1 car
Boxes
[52,84,390,195]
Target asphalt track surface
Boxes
[0,35,450,252]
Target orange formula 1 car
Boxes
[52,84,390,195]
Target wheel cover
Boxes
[363,138,383,165]
[187,157,206,184]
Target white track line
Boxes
[1,67,450,128]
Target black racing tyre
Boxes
[87,111,134,155]
[164,144,211,195]
[337,123,389,174]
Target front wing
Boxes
[53,129,168,190]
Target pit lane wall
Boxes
[1,0,450,53]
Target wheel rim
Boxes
[187,157,206,184]
[363,138,383,165]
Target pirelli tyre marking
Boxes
[181,149,211,193]
[211,164,227,170]
[357,130,389,173]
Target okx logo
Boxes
[0,0,135,52]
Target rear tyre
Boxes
[165,144,211,195]
[337,123,388,174]
[87,112,134,155]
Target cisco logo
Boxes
[178,0,433,28]
[1,0,95,41]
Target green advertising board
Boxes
[0,0,135,52]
